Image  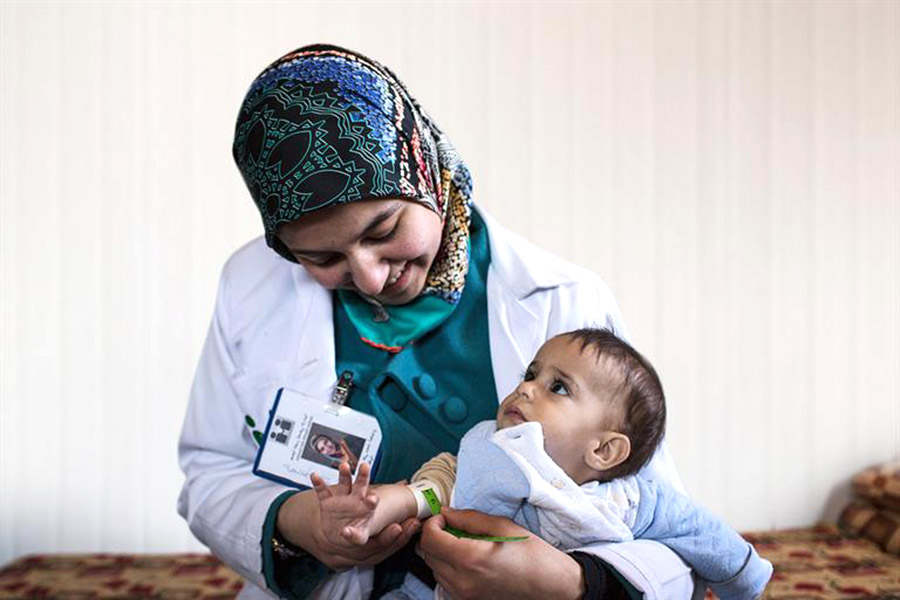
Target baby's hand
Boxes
[311,461,380,547]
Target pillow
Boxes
[852,461,900,512]
[839,500,900,555]
[839,461,900,556]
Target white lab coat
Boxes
[177,206,697,599]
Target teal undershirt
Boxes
[336,290,456,351]
[335,209,497,484]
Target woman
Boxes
[177,45,694,599]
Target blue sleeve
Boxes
[453,424,530,520]
[631,479,772,600]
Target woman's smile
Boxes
[384,262,409,290]
[382,260,423,298]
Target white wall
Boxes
[1,1,898,565]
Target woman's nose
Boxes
[347,250,388,296]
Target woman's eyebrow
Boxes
[289,202,403,255]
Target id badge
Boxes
[253,383,381,489]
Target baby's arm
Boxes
[631,479,773,600]
[310,462,418,547]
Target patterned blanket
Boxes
[0,554,243,599]
[2,525,899,599]
[744,525,900,599]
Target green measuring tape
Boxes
[420,488,529,542]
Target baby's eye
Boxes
[550,380,569,396]
[522,368,535,382]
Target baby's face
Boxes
[497,335,624,481]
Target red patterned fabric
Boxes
[4,527,900,600]
[0,554,243,599]
[742,525,900,599]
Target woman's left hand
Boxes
[418,508,585,600]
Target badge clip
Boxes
[331,370,354,406]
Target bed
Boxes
[2,527,899,600]
[4,464,898,599]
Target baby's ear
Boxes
[585,432,631,472]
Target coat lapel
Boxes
[289,265,338,398]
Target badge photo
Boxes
[253,388,382,488]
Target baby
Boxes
[311,328,772,600]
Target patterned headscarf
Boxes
[232,44,472,304]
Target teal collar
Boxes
[335,290,458,352]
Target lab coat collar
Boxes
[475,206,581,300]
[287,265,337,395]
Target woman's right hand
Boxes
[276,474,421,571]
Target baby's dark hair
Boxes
[563,328,666,481]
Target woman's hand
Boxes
[277,469,420,571]
[418,508,585,600]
